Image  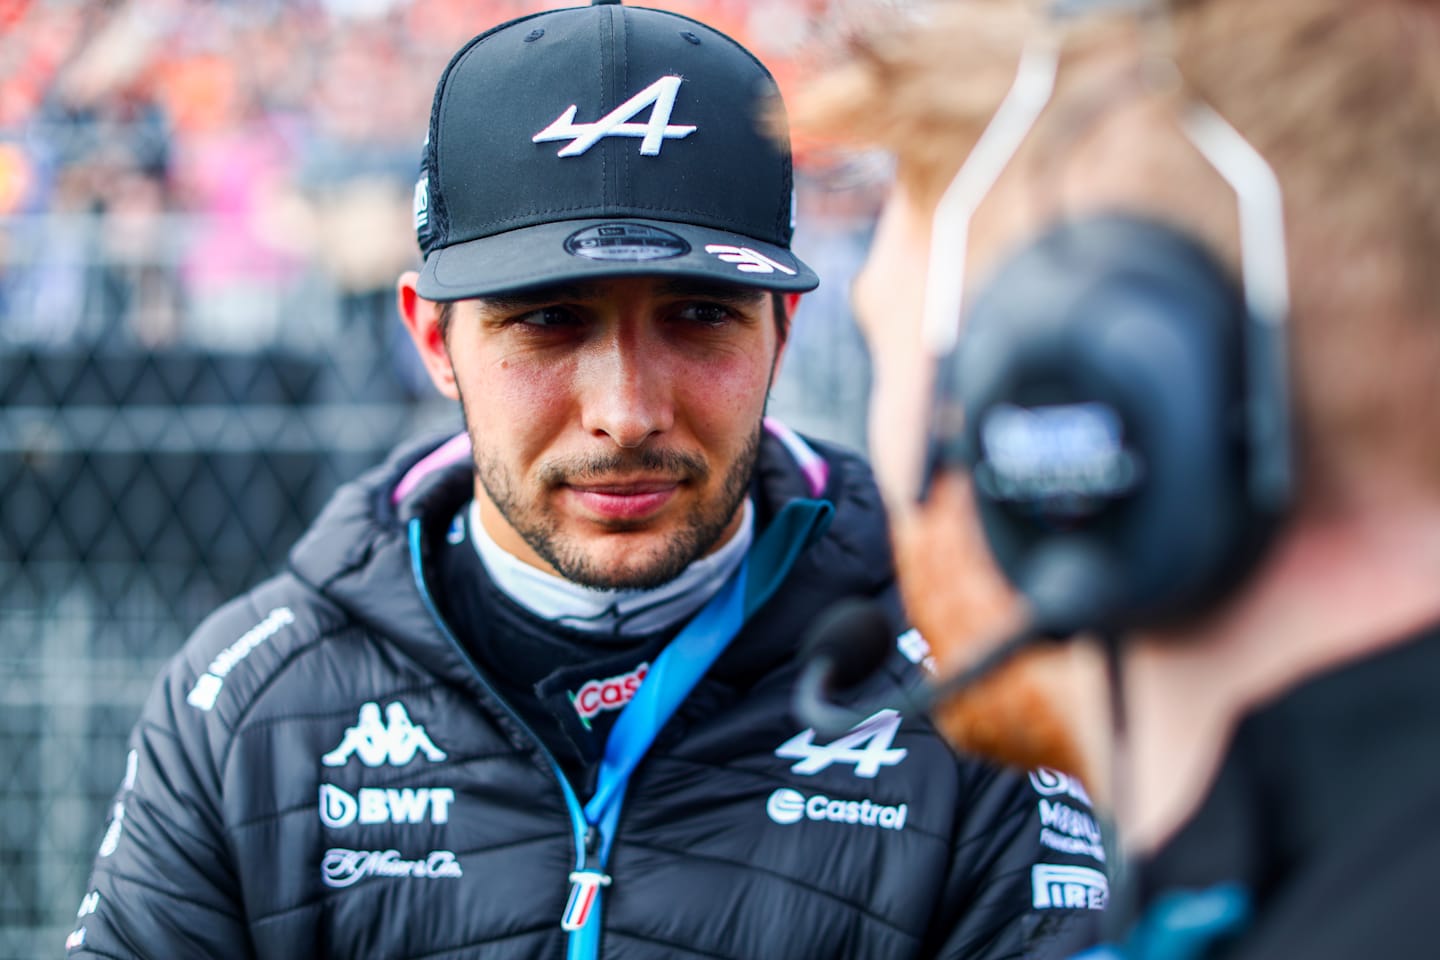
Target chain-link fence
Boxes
[1,202,463,955]
[0,206,870,959]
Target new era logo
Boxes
[534,75,696,157]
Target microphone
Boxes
[793,598,896,735]
[793,597,1052,736]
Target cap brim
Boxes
[416,217,818,300]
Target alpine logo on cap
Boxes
[534,75,696,157]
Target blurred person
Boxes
[795,0,1440,957]
[296,20,433,389]
[71,3,1104,958]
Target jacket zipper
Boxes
[405,498,831,959]
[407,521,602,959]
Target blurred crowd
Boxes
[0,0,871,364]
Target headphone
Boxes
[794,8,1297,741]
[920,20,1295,638]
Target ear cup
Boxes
[932,214,1280,631]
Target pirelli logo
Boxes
[1031,864,1109,911]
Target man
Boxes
[70,3,1103,958]
[794,0,1440,956]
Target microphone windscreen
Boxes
[801,598,895,691]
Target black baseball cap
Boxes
[413,0,818,300]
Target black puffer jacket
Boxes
[72,428,1105,959]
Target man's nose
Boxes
[578,329,673,448]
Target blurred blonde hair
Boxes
[793,0,1440,510]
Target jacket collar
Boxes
[286,424,896,691]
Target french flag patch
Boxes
[561,869,612,932]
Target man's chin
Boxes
[547,534,696,592]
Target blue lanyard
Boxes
[563,498,832,959]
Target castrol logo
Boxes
[570,662,649,724]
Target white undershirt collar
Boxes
[468,498,754,636]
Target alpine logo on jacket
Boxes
[775,709,907,779]
[322,702,446,768]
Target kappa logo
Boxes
[322,702,447,768]
[703,244,797,276]
[774,709,908,779]
[534,75,696,157]
[319,784,455,828]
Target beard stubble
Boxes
[467,419,762,591]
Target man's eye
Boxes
[674,302,736,327]
[516,306,582,328]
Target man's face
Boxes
[422,276,786,590]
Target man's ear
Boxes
[397,270,459,400]
[782,293,802,337]
[771,292,802,383]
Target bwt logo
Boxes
[319,784,455,828]
[766,788,907,831]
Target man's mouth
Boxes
[564,478,683,521]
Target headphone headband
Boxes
[920,6,1294,633]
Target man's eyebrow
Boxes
[477,282,609,313]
